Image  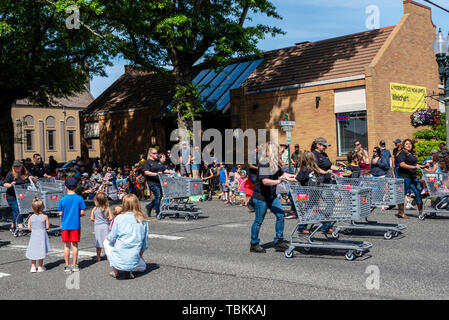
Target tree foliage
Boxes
[0,0,112,173]
[413,113,446,163]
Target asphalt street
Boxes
[0,199,448,300]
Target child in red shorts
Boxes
[57,178,86,272]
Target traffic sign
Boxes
[280,121,296,127]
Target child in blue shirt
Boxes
[57,178,86,273]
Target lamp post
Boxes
[433,28,449,146]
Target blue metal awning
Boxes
[167,59,263,113]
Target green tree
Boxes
[414,113,446,163]
[0,0,111,174]
[55,0,283,135]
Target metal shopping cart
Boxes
[0,186,12,229]
[159,175,203,221]
[419,170,449,220]
[12,182,62,237]
[284,182,373,261]
[333,176,406,239]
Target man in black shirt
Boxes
[28,154,49,180]
[392,139,402,178]
[48,156,58,175]
[144,148,174,218]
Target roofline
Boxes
[262,26,396,56]
[245,74,366,95]
[13,103,85,111]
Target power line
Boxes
[423,0,449,14]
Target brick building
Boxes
[84,0,443,165]
[231,0,442,160]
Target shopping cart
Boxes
[12,182,62,237]
[333,176,406,239]
[159,175,203,221]
[420,169,449,220]
[0,186,11,228]
[284,182,373,261]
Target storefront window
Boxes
[336,111,368,157]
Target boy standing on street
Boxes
[58,178,86,272]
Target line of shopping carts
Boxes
[281,175,406,261]
[158,174,203,221]
[2,178,65,237]
[419,169,449,220]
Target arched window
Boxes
[66,116,76,127]
[23,115,34,127]
[46,116,56,127]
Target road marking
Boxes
[219,223,247,228]
[0,273,11,279]
[148,234,184,240]
[158,220,190,225]
[6,245,96,257]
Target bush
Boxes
[413,113,446,140]
[415,140,444,164]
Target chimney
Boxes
[403,0,434,26]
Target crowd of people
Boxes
[2,135,448,271]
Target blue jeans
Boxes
[403,177,422,204]
[251,197,285,245]
[394,165,399,179]
[7,200,22,225]
[146,185,162,215]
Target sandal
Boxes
[129,272,135,279]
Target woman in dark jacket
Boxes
[396,139,423,218]
[371,147,389,177]
[3,160,30,235]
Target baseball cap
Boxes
[295,144,299,147]
[314,137,331,147]
[13,160,23,167]
[394,139,401,144]
[337,161,346,167]
[431,149,439,154]
[64,178,77,189]
[82,173,89,177]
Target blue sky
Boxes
[90,0,449,98]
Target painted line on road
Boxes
[148,234,184,240]
[158,220,190,225]
[219,223,247,228]
[6,245,97,257]
[0,273,11,279]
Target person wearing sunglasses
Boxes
[28,153,49,181]
[354,140,370,173]
[371,147,389,178]
[143,148,174,218]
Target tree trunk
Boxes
[0,99,16,175]
[173,64,195,142]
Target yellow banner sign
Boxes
[390,82,427,113]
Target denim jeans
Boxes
[7,200,22,225]
[251,197,285,245]
[146,185,162,215]
[403,177,422,204]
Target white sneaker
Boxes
[406,203,415,210]
[37,266,46,272]
[30,266,37,273]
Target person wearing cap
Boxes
[143,147,175,218]
[311,137,340,234]
[3,160,30,235]
[91,167,102,183]
[57,178,86,272]
[392,139,402,178]
[291,144,301,175]
[379,140,393,177]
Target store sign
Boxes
[84,122,99,139]
[390,82,427,113]
[337,115,351,121]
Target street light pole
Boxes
[433,29,449,146]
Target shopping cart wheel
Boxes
[193,214,199,220]
[383,231,393,240]
[303,246,311,252]
[185,215,190,221]
[418,214,425,221]
[354,250,363,257]
[393,231,400,237]
[331,231,339,239]
[343,228,353,235]
[345,250,355,261]
[284,249,294,258]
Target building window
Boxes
[23,115,34,127]
[86,138,94,150]
[46,116,56,127]
[24,129,34,151]
[47,130,56,151]
[68,130,76,150]
[336,111,368,157]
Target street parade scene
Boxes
[1,0,449,306]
